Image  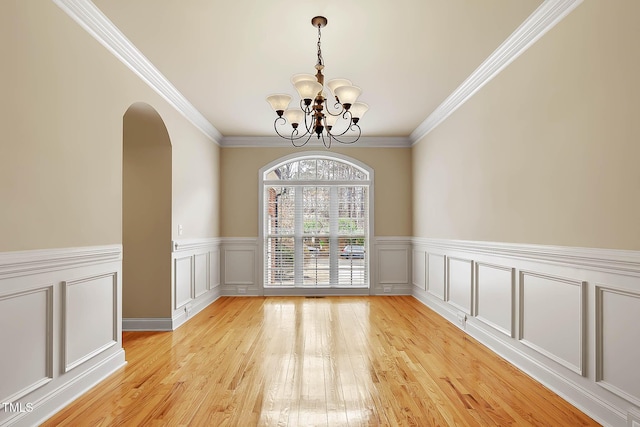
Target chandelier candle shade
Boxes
[266,16,368,148]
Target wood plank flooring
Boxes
[43,296,598,426]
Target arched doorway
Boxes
[259,152,374,295]
[122,103,172,321]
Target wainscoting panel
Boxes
[63,273,117,372]
[447,257,473,315]
[596,285,640,407]
[0,286,52,403]
[377,249,408,285]
[221,238,259,295]
[519,271,585,375]
[224,250,255,286]
[412,249,426,291]
[412,237,640,427]
[169,238,222,330]
[0,245,125,427]
[193,253,207,298]
[174,256,192,310]
[209,249,220,290]
[475,263,514,337]
[427,254,446,300]
[374,238,412,295]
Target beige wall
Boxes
[221,146,412,237]
[412,0,640,250]
[123,103,172,318]
[0,0,220,252]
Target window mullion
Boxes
[329,186,338,286]
[294,187,304,285]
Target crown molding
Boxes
[410,0,583,145]
[219,136,412,148]
[52,0,223,144]
[53,0,582,148]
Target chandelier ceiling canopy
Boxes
[266,16,368,148]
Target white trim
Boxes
[62,272,119,373]
[220,136,411,148]
[122,318,173,332]
[412,237,640,277]
[53,0,583,148]
[518,271,586,376]
[171,292,221,330]
[12,350,126,427]
[0,244,122,278]
[258,153,375,292]
[172,237,220,253]
[410,0,584,144]
[412,238,640,427]
[51,0,222,144]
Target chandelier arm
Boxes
[323,100,345,117]
[325,111,357,138]
[273,117,312,142]
[302,107,316,135]
[321,132,332,149]
[326,123,361,145]
[292,131,314,148]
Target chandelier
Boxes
[266,16,368,148]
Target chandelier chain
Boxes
[316,24,324,67]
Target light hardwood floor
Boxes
[43,296,598,426]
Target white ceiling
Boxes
[91,0,542,141]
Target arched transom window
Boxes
[261,154,372,289]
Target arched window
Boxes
[260,153,373,290]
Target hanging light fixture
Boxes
[266,16,368,148]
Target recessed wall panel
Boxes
[597,286,640,405]
[378,248,408,284]
[448,258,473,314]
[476,263,514,336]
[209,249,220,289]
[412,249,426,290]
[174,256,192,309]
[0,287,52,402]
[519,272,585,374]
[194,253,207,298]
[224,249,255,286]
[64,274,117,371]
[427,254,446,300]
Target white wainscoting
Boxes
[220,237,413,296]
[0,245,125,427]
[412,237,640,427]
[373,237,412,295]
[168,238,221,330]
[221,238,260,296]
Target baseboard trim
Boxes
[172,291,221,330]
[122,317,173,331]
[8,349,126,427]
